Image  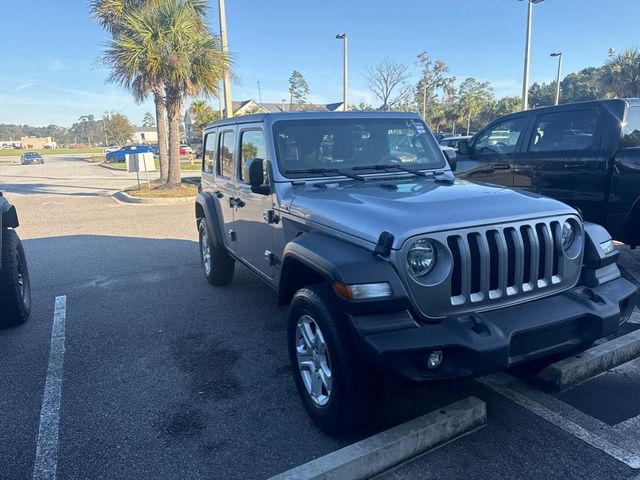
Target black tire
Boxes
[198,219,234,286]
[0,229,31,327]
[288,284,382,434]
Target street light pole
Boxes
[218,0,233,118]
[336,33,348,111]
[521,0,544,111]
[550,52,562,105]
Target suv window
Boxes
[474,117,527,155]
[217,130,235,178]
[239,130,267,183]
[203,132,216,174]
[622,107,640,148]
[529,109,598,152]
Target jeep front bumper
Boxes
[347,277,638,381]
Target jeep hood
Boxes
[287,178,577,249]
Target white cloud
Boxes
[13,82,37,92]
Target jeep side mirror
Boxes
[249,158,270,195]
[457,140,469,156]
[443,149,457,171]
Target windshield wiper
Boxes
[284,168,365,181]
[353,164,445,177]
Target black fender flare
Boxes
[195,192,225,248]
[1,201,19,229]
[279,232,410,314]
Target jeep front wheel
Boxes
[198,219,234,286]
[288,285,382,434]
[0,229,31,327]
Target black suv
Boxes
[456,99,640,247]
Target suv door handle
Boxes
[214,190,224,198]
[492,164,511,170]
[229,197,246,208]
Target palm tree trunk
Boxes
[153,88,169,181]
[166,90,182,186]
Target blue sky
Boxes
[0,0,638,127]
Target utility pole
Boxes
[336,33,348,110]
[257,81,263,104]
[218,0,233,118]
[422,82,427,120]
[550,52,562,105]
[521,0,544,111]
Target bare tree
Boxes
[366,58,412,111]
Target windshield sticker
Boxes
[413,121,427,135]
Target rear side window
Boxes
[203,132,216,174]
[622,107,640,148]
[529,109,597,152]
[217,130,235,177]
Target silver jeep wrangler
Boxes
[195,112,637,433]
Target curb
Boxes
[536,329,640,390]
[98,163,127,172]
[268,396,486,480]
[111,191,194,205]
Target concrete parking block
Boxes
[268,396,486,480]
[536,329,640,390]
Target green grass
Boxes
[0,148,103,157]
[104,159,202,171]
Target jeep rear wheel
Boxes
[198,219,234,286]
[288,285,382,434]
[0,229,31,327]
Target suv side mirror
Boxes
[249,158,270,195]
[443,149,457,171]
[457,140,469,156]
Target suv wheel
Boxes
[198,219,234,286]
[288,285,382,434]
[0,229,31,327]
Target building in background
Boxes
[132,127,158,145]
[20,137,56,149]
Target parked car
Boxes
[180,144,192,154]
[0,193,31,327]
[194,111,637,433]
[456,99,640,247]
[105,145,153,163]
[104,145,121,154]
[439,135,472,151]
[20,152,44,165]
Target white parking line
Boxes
[478,372,640,469]
[32,296,67,480]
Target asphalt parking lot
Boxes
[1,155,639,480]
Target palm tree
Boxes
[101,0,227,186]
[91,0,192,181]
[602,48,640,98]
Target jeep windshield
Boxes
[273,118,445,178]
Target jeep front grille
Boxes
[400,215,583,319]
[447,221,564,305]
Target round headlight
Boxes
[561,221,575,250]
[407,239,436,277]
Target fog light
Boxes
[426,350,444,370]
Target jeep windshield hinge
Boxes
[374,231,394,258]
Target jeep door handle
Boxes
[229,197,246,208]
